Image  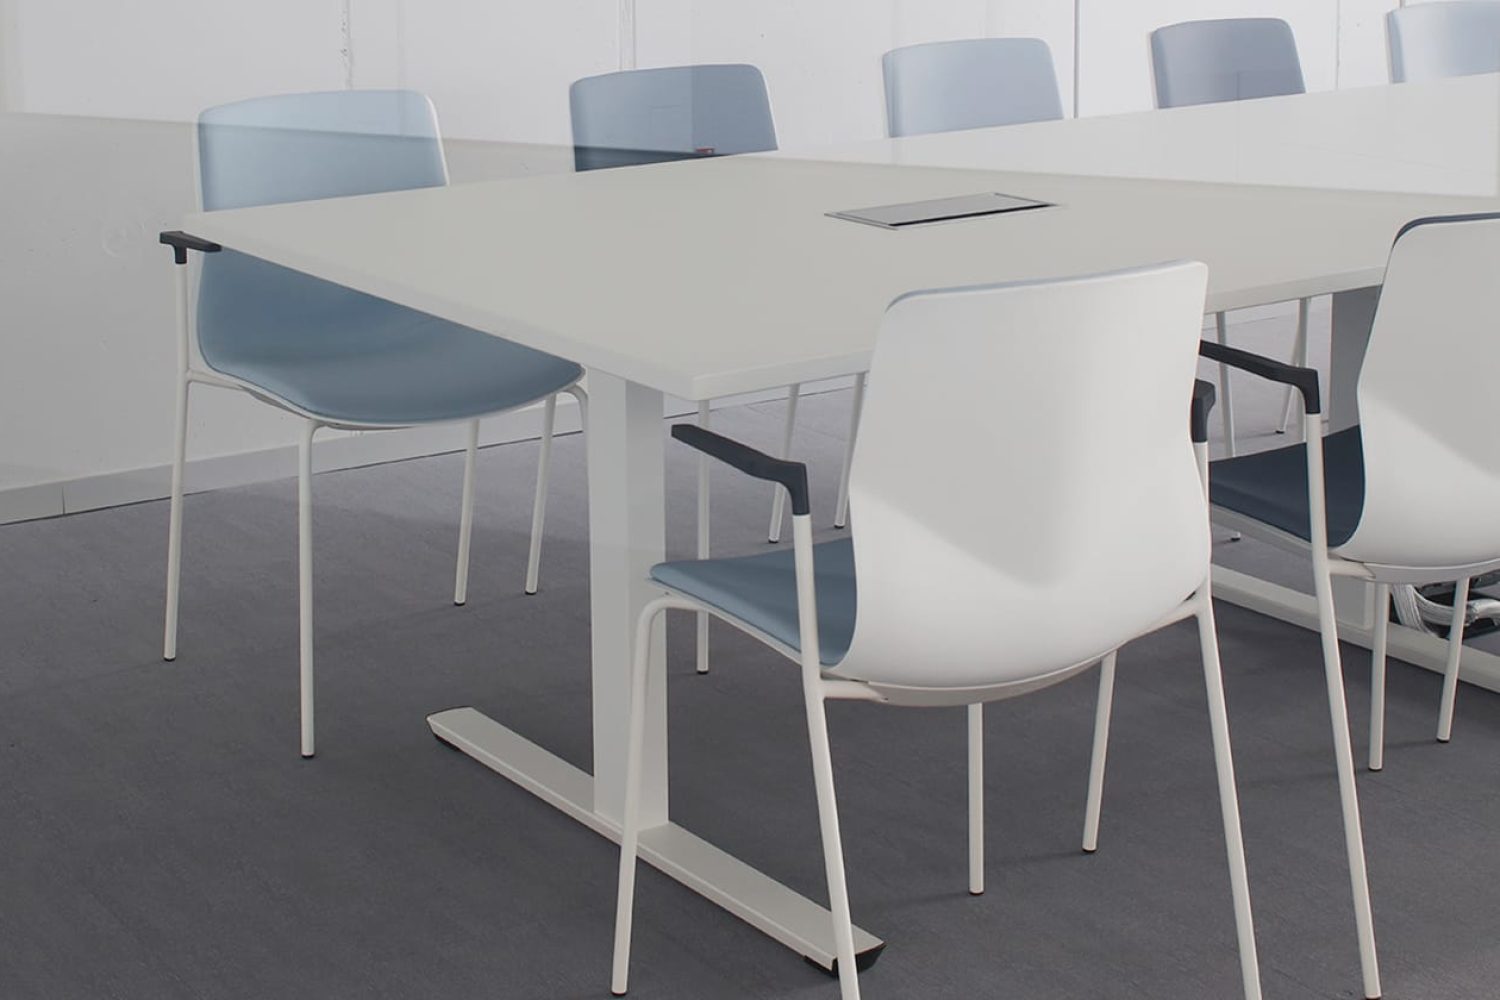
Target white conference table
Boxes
[181,76,1500,971]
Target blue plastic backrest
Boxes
[1388,1,1500,83]
[883,38,1064,138]
[198,89,446,211]
[1151,18,1305,109]
[195,90,446,373]
[569,64,777,172]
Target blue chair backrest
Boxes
[195,90,447,372]
[1151,18,1305,109]
[1388,1,1500,83]
[883,38,1064,138]
[198,89,446,211]
[569,64,777,172]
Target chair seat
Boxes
[1209,426,1365,546]
[201,259,582,426]
[651,539,856,666]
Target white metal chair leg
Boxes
[453,419,480,605]
[968,702,984,895]
[1312,564,1382,998]
[1214,313,1238,459]
[1369,583,1391,771]
[767,383,801,543]
[611,599,666,997]
[164,258,193,663]
[1437,576,1472,744]
[696,401,712,674]
[1082,651,1118,854]
[1302,418,1380,998]
[834,373,866,530]
[1194,592,1264,1000]
[297,420,318,759]
[524,395,559,596]
[804,682,861,1000]
[163,376,191,661]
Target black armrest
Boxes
[671,424,810,516]
[159,230,222,265]
[1200,340,1321,415]
[1190,379,1216,445]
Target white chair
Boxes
[570,63,863,673]
[160,91,585,757]
[1151,17,1316,455]
[1204,212,1500,1000]
[609,262,1262,999]
[1388,1,1500,82]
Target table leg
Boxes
[1328,287,1379,434]
[429,371,884,971]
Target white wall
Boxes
[0,0,1416,522]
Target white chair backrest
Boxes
[1388,1,1500,83]
[1342,213,1500,570]
[838,262,1211,692]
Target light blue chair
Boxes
[161,90,585,758]
[1151,17,1306,109]
[569,64,860,675]
[1151,17,1311,459]
[570,63,777,172]
[1388,1,1500,83]
[882,37,1065,138]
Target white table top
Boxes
[792,74,1500,197]
[184,81,1500,401]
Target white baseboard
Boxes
[0,377,855,526]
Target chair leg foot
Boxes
[1082,653,1117,854]
[163,378,191,662]
[524,396,558,597]
[968,703,984,896]
[298,421,317,761]
[696,402,712,674]
[453,419,479,606]
[1369,583,1390,773]
[1436,577,1470,745]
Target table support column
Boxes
[1328,287,1379,434]
[586,372,669,828]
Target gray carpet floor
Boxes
[4,348,1500,998]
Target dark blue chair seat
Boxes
[198,254,583,426]
[1208,426,1366,546]
[651,538,857,666]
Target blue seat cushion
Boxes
[1208,426,1365,546]
[651,538,857,667]
[197,252,583,426]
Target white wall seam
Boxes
[619,0,637,71]
[341,0,354,89]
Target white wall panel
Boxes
[9,0,347,121]
[1340,1,1405,89]
[383,0,619,144]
